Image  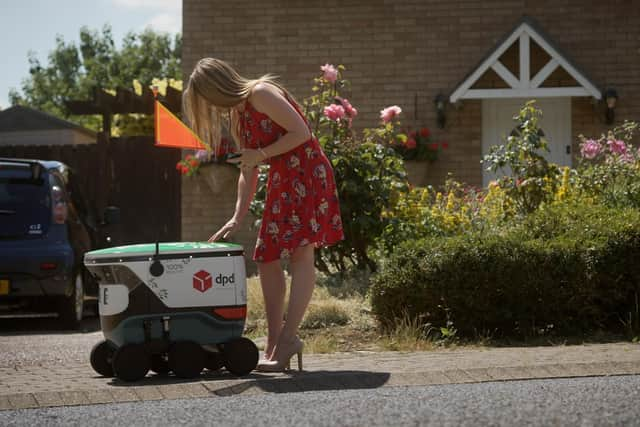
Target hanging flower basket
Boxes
[200,162,239,193]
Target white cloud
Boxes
[145,13,181,33]
[111,0,181,33]
[113,0,180,11]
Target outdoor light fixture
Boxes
[604,88,618,125]
[434,93,447,129]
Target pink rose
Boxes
[380,105,402,123]
[320,64,338,83]
[580,139,602,159]
[323,104,345,121]
[406,138,417,149]
[607,139,627,155]
[341,98,358,117]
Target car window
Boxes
[0,164,51,238]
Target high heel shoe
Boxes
[256,336,303,372]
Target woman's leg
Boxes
[277,244,316,347]
[257,259,286,359]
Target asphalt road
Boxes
[1,375,638,427]
[0,317,101,368]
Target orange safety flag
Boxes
[154,100,206,150]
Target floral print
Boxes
[241,97,344,262]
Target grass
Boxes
[244,275,381,353]
[243,274,457,354]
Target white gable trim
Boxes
[450,19,601,103]
[530,58,559,88]
[492,61,520,88]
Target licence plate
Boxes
[0,279,9,295]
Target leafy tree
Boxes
[9,25,181,132]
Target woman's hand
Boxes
[226,149,265,170]
[208,219,240,242]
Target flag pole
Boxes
[150,86,162,249]
[152,85,159,147]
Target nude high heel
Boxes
[257,336,303,372]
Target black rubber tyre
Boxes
[168,341,205,379]
[112,343,150,382]
[58,271,84,329]
[150,354,171,375]
[90,340,115,377]
[221,337,259,377]
[205,351,224,372]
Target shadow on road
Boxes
[224,370,392,394]
[106,369,391,395]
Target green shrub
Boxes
[370,202,640,339]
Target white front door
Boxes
[481,98,572,187]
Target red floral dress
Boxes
[240,97,344,263]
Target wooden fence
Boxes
[0,135,181,246]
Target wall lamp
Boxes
[434,93,447,129]
[604,88,618,125]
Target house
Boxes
[179,0,639,259]
[0,105,95,146]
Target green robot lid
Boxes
[85,242,244,264]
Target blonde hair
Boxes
[182,58,293,153]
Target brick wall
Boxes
[181,0,639,252]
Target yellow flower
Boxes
[132,79,143,96]
[555,166,571,202]
[446,192,456,212]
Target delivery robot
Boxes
[84,242,258,382]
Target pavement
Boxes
[1,340,639,412]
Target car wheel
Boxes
[58,271,84,329]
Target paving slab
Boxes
[0,342,638,410]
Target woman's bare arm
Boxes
[208,166,259,242]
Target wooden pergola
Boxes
[65,85,183,136]
[62,85,184,233]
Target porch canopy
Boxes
[449,16,601,103]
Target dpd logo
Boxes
[193,270,212,293]
[216,273,235,286]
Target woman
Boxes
[183,58,344,372]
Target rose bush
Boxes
[250,64,408,273]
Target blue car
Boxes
[0,158,115,328]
